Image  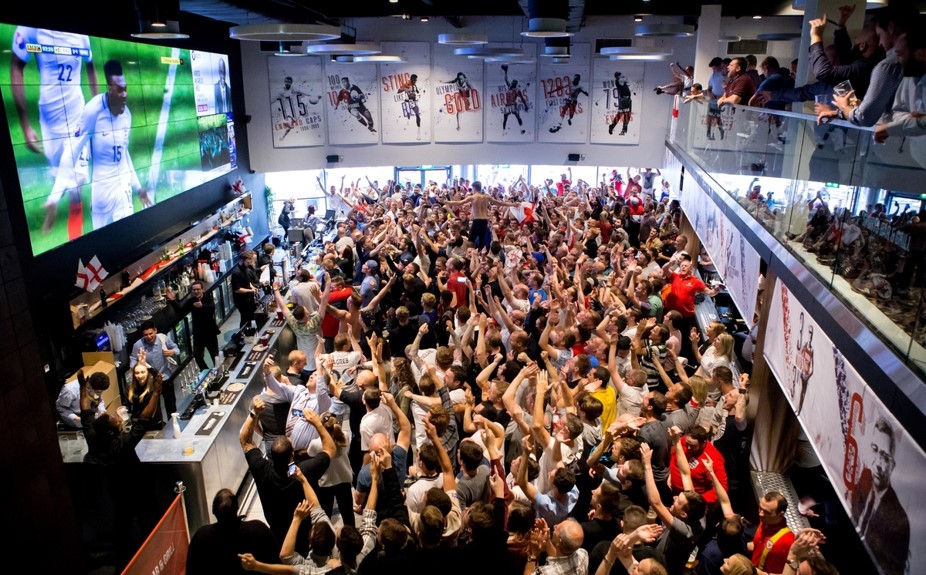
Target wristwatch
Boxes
[787,558,800,570]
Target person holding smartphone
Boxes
[240,391,336,555]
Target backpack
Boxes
[278,209,290,228]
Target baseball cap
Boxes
[400,251,415,265]
[531,252,546,265]
[365,260,380,273]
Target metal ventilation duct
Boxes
[517,0,586,35]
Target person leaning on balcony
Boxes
[818,3,919,127]
[716,57,755,108]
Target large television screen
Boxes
[0,24,235,256]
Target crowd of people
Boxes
[173,173,840,575]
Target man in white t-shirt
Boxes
[359,388,394,453]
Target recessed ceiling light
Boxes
[634,16,643,22]
[420,16,429,22]
[230,23,341,42]
[753,15,763,19]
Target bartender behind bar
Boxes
[130,321,180,419]
[167,280,220,371]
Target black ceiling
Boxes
[197,0,805,25]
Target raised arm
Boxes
[703,454,735,519]
[516,436,539,501]
[669,426,694,491]
[424,413,456,492]
[382,392,412,451]
[239,397,265,452]
[530,368,552,448]
[641,442,675,526]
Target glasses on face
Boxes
[871,443,894,466]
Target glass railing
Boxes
[670,99,926,378]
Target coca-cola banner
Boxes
[764,281,925,575]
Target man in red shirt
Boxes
[556,168,572,196]
[662,256,722,318]
[750,491,795,574]
[321,275,354,353]
[668,426,727,506]
[717,56,756,108]
[446,257,468,308]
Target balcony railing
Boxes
[670,98,926,379]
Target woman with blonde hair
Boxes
[126,358,165,430]
[693,332,735,379]
[721,553,757,575]
[307,411,354,527]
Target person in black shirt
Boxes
[186,488,278,575]
[167,280,220,371]
[232,250,260,328]
[240,394,336,555]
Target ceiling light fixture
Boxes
[753,15,763,19]
[520,18,574,38]
[335,54,406,63]
[132,20,188,40]
[230,23,342,42]
[437,33,489,45]
[634,23,695,37]
[718,35,741,41]
[541,46,570,56]
[389,0,398,3]
[600,46,673,57]
[302,43,382,56]
[634,16,644,22]
[420,16,429,22]
[455,46,526,59]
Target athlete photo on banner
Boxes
[379,42,431,143]
[590,59,644,144]
[432,45,482,143]
[485,44,537,143]
[267,57,324,148]
[538,44,591,144]
[323,62,379,145]
[763,282,925,575]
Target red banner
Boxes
[121,494,190,575]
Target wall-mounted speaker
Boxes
[326,155,341,163]
[567,153,581,162]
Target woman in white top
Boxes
[307,412,355,527]
[693,332,735,382]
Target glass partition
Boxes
[671,100,926,377]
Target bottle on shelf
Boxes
[100,286,107,308]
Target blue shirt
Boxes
[130,334,180,379]
[355,444,408,493]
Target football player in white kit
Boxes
[10,27,97,238]
[54,59,150,229]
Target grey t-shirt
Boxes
[456,465,490,508]
[656,516,703,575]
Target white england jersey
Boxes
[69,93,140,218]
[12,27,92,137]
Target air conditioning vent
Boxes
[727,40,768,54]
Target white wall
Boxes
[239,16,695,173]
[718,15,803,63]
